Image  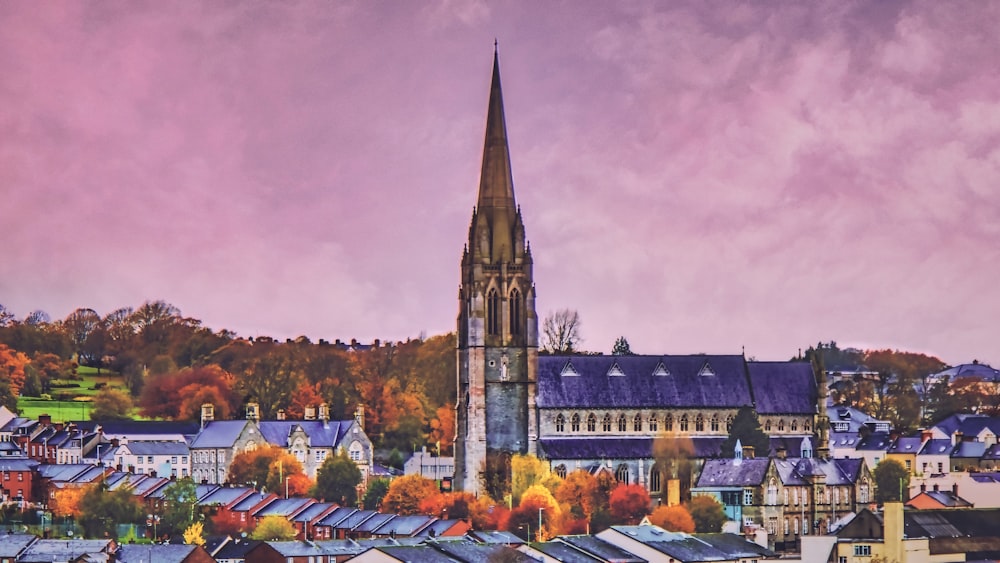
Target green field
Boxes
[17,398,92,421]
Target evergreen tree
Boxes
[719,406,770,458]
[873,459,910,503]
[611,337,633,356]
[310,450,362,505]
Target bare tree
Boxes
[541,309,582,353]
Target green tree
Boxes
[611,336,634,356]
[311,450,362,505]
[688,495,727,532]
[873,459,910,503]
[363,479,390,510]
[250,515,297,540]
[720,406,770,458]
[89,388,134,420]
[161,478,198,535]
[78,483,144,538]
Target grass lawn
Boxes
[18,397,92,421]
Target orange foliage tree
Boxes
[555,470,599,522]
[0,344,29,399]
[648,504,695,532]
[228,445,305,494]
[50,485,88,519]
[418,491,500,529]
[287,382,325,419]
[139,365,237,420]
[609,484,651,525]
[428,405,455,455]
[508,485,563,541]
[382,475,440,515]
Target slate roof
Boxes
[188,420,252,448]
[540,438,653,460]
[746,361,817,415]
[258,420,354,449]
[231,491,272,512]
[316,506,358,527]
[529,540,604,563]
[292,501,337,523]
[771,457,864,486]
[920,439,953,456]
[907,490,973,508]
[334,509,379,531]
[260,540,339,557]
[120,441,190,455]
[18,539,114,563]
[433,541,535,562]
[115,544,204,563]
[373,514,435,536]
[952,441,987,459]
[213,538,261,560]
[366,545,459,562]
[889,436,925,454]
[354,512,395,534]
[934,414,989,438]
[0,533,36,558]
[199,485,252,507]
[855,432,893,452]
[933,363,1000,382]
[695,458,769,488]
[904,508,1000,538]
[0,458,39,471]
[90,420,200,437]
[254,497,314,518]
[466,530,524,544]
[556,535,645,562]
[537,355,753,409]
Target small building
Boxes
[403,447,454,481]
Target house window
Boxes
[633,414,642,432]
[804,420,811,431]
[348,443,362,462]
[767,480,778,505]
[555,414,565,433]
[182,457,188,464]
[938,462,944,473]
[743,488,754,506]
[794,517,800,535]
[147,456,154,463]
[784,518,790,535]
[905,460,911,472]
[834,487,840,505]
[839,557,847,563]
[571,414,581,432]
[171,456,178,464]
[767,517,777,535]
[695,414,704,432]
[784,488,789,505]
[586,414,597,432]
[680,415,689,432]
[649,414,658,432]
[859,482,870,504]
[617,414,627,432]
[854,545,871,556]
[602,414,612,433]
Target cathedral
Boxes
[455,49,826,499]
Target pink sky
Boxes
[2,2,998,365]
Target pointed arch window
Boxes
[695,414,705,432]
[616,464,630,484]
[649,414,658,432]
[487,288,500,336]
[571,414,581,432]
[586,414,597,433]
[509,288,522,336]
[633,414,643,432]
[711,415,720,432]
[650,464,662,493]
[804,419,811,432]
[680,415,689,432]
[767,479,778,505]
[555,414,565,433]
[602,414,613,433]
[665,414,674,432]
[726,415,734,432]
[554,464,567,479]
[791,420,798,432]
[765,419,772,432]
[617,414,627,432]
[778,419,785,432]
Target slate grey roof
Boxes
[933,363,1000,382]
[952,441,987,459]
[433,541,535,562]
[919,439,953,456]
[115,544,203,563]
[316,506,358,527]
[261,540,339,557]
[934,413,987,438]
[0,458,39,471]
[909,490,973,508]
[334,509,379,531]
[695,458,769,488]
[888,436,924,454]
[904,508,1000,538]
[747,361,817,415]
[367,545,459,562]
[529,541,604,563]
[199,485,252,507]
[537,355,752,409]
[0,533,36,558]
[258,420,353,449]
[18,539,114,563]
[120,441,190,455]
[556,535,645,562]
[213,538,261,559]
[373,514,435,537]
[354,512,395,534]
[540,438,653,460]
[188,420,252,448]
[855,432,893,452]
[466,530,524,544]
[771,457,864,486]
[292,501,337,523]
[254,497,313,518]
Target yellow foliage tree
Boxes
[250,515,297,541]
[50,485,88,519]
[511,454,561,505]
[183,521,206,546]
[509,485,563,541]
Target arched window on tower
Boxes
[665,414,674,432]
[487,289,500,336]
[711,415,720,432]
[509,288,522,336]
[649,414,658,432]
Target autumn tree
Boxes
[555,470,599,523]
[251,515,297,540]
[720,406,770,458]
[541,309,582,353]
[63,308,102,368]
[0,344,29,406]
[235,347,302,419]
[78,483,144,538]
[511,454,561,506]
[688,495,727,532]
[183,521,206,546]
[287,381,325,420]
[139,365,237,421]
[508,485,562,541]
[428,405,456,455]
[648,505,695,532]
[228,445,305,494]
[654,432,695,502]
[50,486,87,520]
[382,475,440,515]
[90,388,134,420]
[609,484,651,525]
[311,450,362,505]
[874,459,910,503]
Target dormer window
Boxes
[560,362,579,377]
[652,362,670,376]
[607,363,625,377]
[698,362,716,376]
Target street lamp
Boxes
[538,507,544,542]
[518,523,530,542]
[285,476,290,499]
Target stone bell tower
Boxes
[454,46,539,497]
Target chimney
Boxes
[39,414,52,426]
[276,409,286,421]
[742,445,755,459]
[373,339,380,348]
[355,405,365,431]
[319,403,330,425]
[111,438,120,447]
[920,429,933,442]
[777,446,787,460]
[920,483,926,493]
[201,404,215,429]
[952,483,958,496]
[304,406,317,421]
[933,484,939,492]
[246,403,259,421]
[953,431,963,446]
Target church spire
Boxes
[472,45,519,264]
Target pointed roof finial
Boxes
[494,38,498,52]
